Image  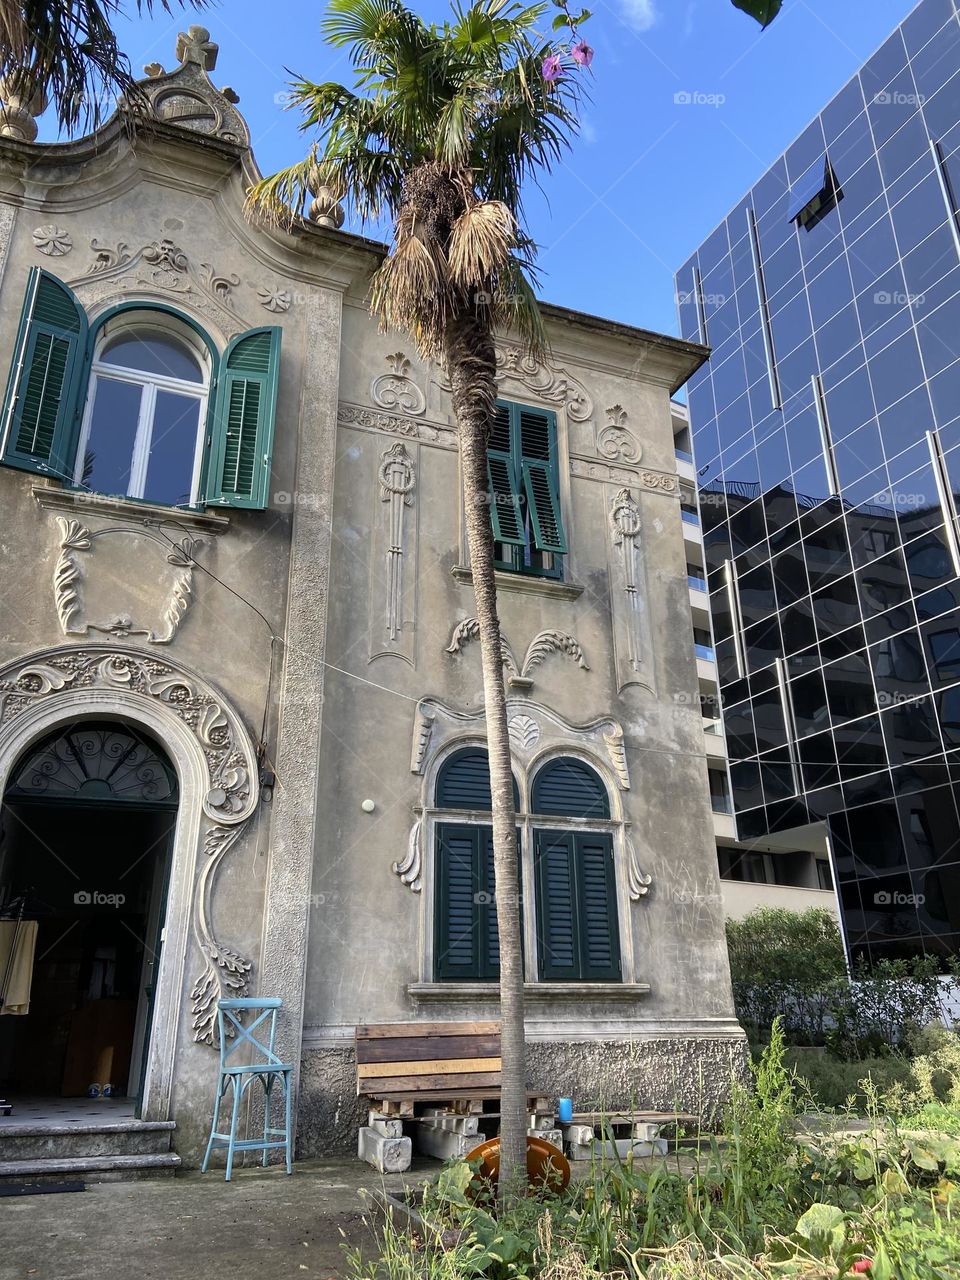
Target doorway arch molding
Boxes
[0,643,261,1117]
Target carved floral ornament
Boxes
[396,697,649,897]
[54,517,201,645]
[32,225,72,257]
[597,404,642,464]
[0,644,260,1044]
[371,350,426,416]
[445,618,589,690]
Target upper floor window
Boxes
[488,400,567,580]
[0,268,281,510]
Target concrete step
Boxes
[0,1152,181,1185]
[0,1120,176,1161]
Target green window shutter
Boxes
[207,326,280,509]
[576,833,621,981]
[487,403,524,545]
[482,829,500,977]
[522,458,566,554]
[435,824,482,981]
[0,268,86,478]
[535,830,579,980]
[535,830,620,981]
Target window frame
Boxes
[75,310,214,506]
[489,398,566,581]
[426,742,629,985]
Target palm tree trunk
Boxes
[445,306,527,1204]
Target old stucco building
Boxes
[0,29,744,1171]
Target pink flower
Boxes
[571,39,594,66]
[851,1262,873,1274]
[542,54,563,82]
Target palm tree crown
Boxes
[250,0,585,355]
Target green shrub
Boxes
[787,1046,918,1112]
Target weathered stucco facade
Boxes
[0,30,744,1166]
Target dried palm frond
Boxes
[448,198,517,291]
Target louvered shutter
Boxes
[522,458,566,554]
[482,828,500,976]
[487,404,524,545]
[0,268,86,478]
[532,758,610,819]
[435,825,482,980]
[535,830,579,979]
[576,833,621,980]
[207,326,280,508]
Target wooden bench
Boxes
[355,1021,555,1171]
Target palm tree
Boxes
[0,0,201,135]
[249,0,779,1198]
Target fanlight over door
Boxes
[5,721,178,807]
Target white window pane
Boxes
[101,331,203,383]
[81,376,142,495]
[143,390,201,506]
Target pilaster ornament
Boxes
[377,443,416,645]
[32,225,72,257]
[626,836,653,899]
[372,351,426,416]
[445,619,589,687]
[496,345,593,422]
[608,488,654,694]
[0,75,47,142]
[392,816,423,892]
[610,488,643,670]
[53,516,202,645]
[598,404,642,464]
[191,821,254,1044]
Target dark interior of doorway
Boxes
[0,803,174,1102]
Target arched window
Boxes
[433,748,519,982]
[0,269,281,510]
[6,721,178,807]
[76,316,211,506]
[531,758,620,983]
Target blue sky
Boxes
[40,0,916,337]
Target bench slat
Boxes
[356,1034,502,1065]
[357,1021,500,1039]
[359,1056,501,1081]
[362,1070,504,1095]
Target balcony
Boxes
[703,720,727,759]
[720,880,839,920]
[712,808,738,842]
[694,642,715,662]
[675,448,696,484]
[681,507,702,546]
[687,573,707,592]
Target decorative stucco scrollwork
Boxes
[626,835,653,899]
[393,816,423,892]
[446,619,589,685]
[372,352,426,416]
[191,821,254,1044]
[0,645,259,825]
[496,345,593,422]
[597,404,642,464]
[373,442,417,658]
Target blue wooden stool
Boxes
[201,997,293,1180]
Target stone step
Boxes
[0,1152,181,1185]
[0,1121,175,1161]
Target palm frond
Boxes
[448,199,516,291]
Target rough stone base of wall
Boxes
[297,1036,750,1158]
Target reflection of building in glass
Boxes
[676,0,960,964]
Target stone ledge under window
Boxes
[408,982,650,1003]
[32,485,230,534]
[451,565,584,601]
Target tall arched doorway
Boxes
[0,720,178,1117]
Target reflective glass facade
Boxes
[676,0,960,965]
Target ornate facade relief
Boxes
[32,225,72,257]
[369,442,418,665]
[371,352,426,416]
[338,402,456,449]
[53,516,203,645]
[133,24,250,147]
[0,644,260,1048]
[400,697,636,893]
[597,404,642,464]
[445,618,589,689]
[69,235,249,337]
[608,488,655,695]
[496,344,593,422]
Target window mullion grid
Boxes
[130,382,156,499]
[926,427,960,577]
[747,207,781,410]
[812,374,841,495]
[775,656,801,795]
[930,138,960,264]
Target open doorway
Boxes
[0,720,177,1119]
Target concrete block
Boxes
[440,1114,479,1136]
[563,1124,595,1146]
[358,1126,411,1173]
[529,1113,557,1130]
[632,1122,663,1142]
[529,1128,563,1149]
[415,1126,475,1161]
[368,1113,404,1139]
[565,1137,663,1162]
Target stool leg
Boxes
[224,1077,242,1182]
[284,1070,293,1175]
[202,1075,226,1174]
[262,1074,273,1168]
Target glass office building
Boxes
[675,0,960,964]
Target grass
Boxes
[344,1022,960,1279]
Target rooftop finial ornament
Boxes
[0,75,48,142]
[175,25,219,71]
[307,165,345,230]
